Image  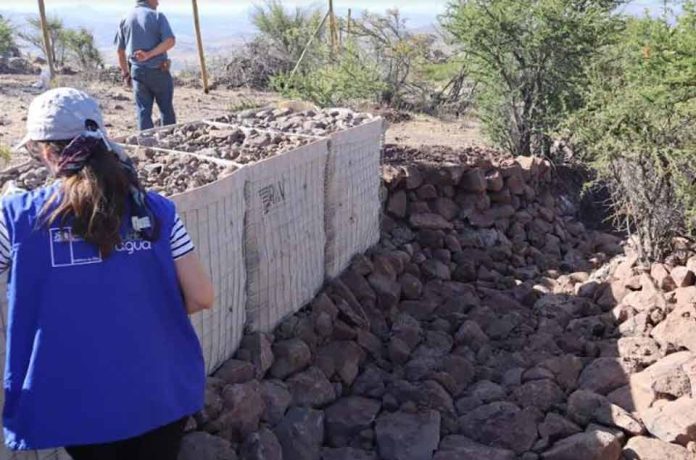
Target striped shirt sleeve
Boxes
[170,214,195,260]
[0,210,11,273]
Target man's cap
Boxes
[13,88,106,152]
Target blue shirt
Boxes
[116,2,175,69]
[1,185,204,450]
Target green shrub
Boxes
[569,3,696,259]
[0,15,16,57]
[271,42,385,107]
[442,0,622,156]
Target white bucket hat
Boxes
[13,88,107,152]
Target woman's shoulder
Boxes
[145,191,177,217]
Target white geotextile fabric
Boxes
[325,119,384,278]
[174,167,248,374]
[244,139,329,333]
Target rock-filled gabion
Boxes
[130,147,235,196]
[178,146,696,460]
[212,106,376,137]
[0,148,233,197]
[125,123,311,164]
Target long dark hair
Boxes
[37,140,131,257]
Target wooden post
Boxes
[290,11,330,79]
[191,0,210,94]
[347,8,352,36]
[328,0,338,53]
[37,0,55,81]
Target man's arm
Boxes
[133,36,175,63]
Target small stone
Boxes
[410,213,454,230]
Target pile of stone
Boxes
[177,147,696,460]
[130,147,235,196]
[0,162,50,191]
[0,148,233,197]
[125,123,311,164]
[212,107,376,137]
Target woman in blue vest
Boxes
[1,88,213,459]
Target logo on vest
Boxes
[50,228,153,268]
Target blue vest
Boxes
[1,184,204,450]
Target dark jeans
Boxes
[132,65,176,131]
[65,417,187,460]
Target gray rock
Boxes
[538,413,582,441]
[578,358,630,395]
[220,381,265,441]
[286,366,337,408]
[178,432,238,460]
[215,359,255,385]
[513,380,565,412]
[433,435,515,460]
[375,410,441,460]
[623,436,692,460]
[642,396,696,445]
[240,428,282,460]
[321,447,378,460]
[274,407,325,460]
[459,401,539,454]
[241,332,275,379]
[270,339,312,379]
[325,397,382,447]
[261,380,291,425]
[541,430,621,460]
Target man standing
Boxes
[116,0,177,131]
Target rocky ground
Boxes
[173,145,696,460]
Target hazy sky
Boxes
[0,0,678,68]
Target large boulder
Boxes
[375,410,441,460]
